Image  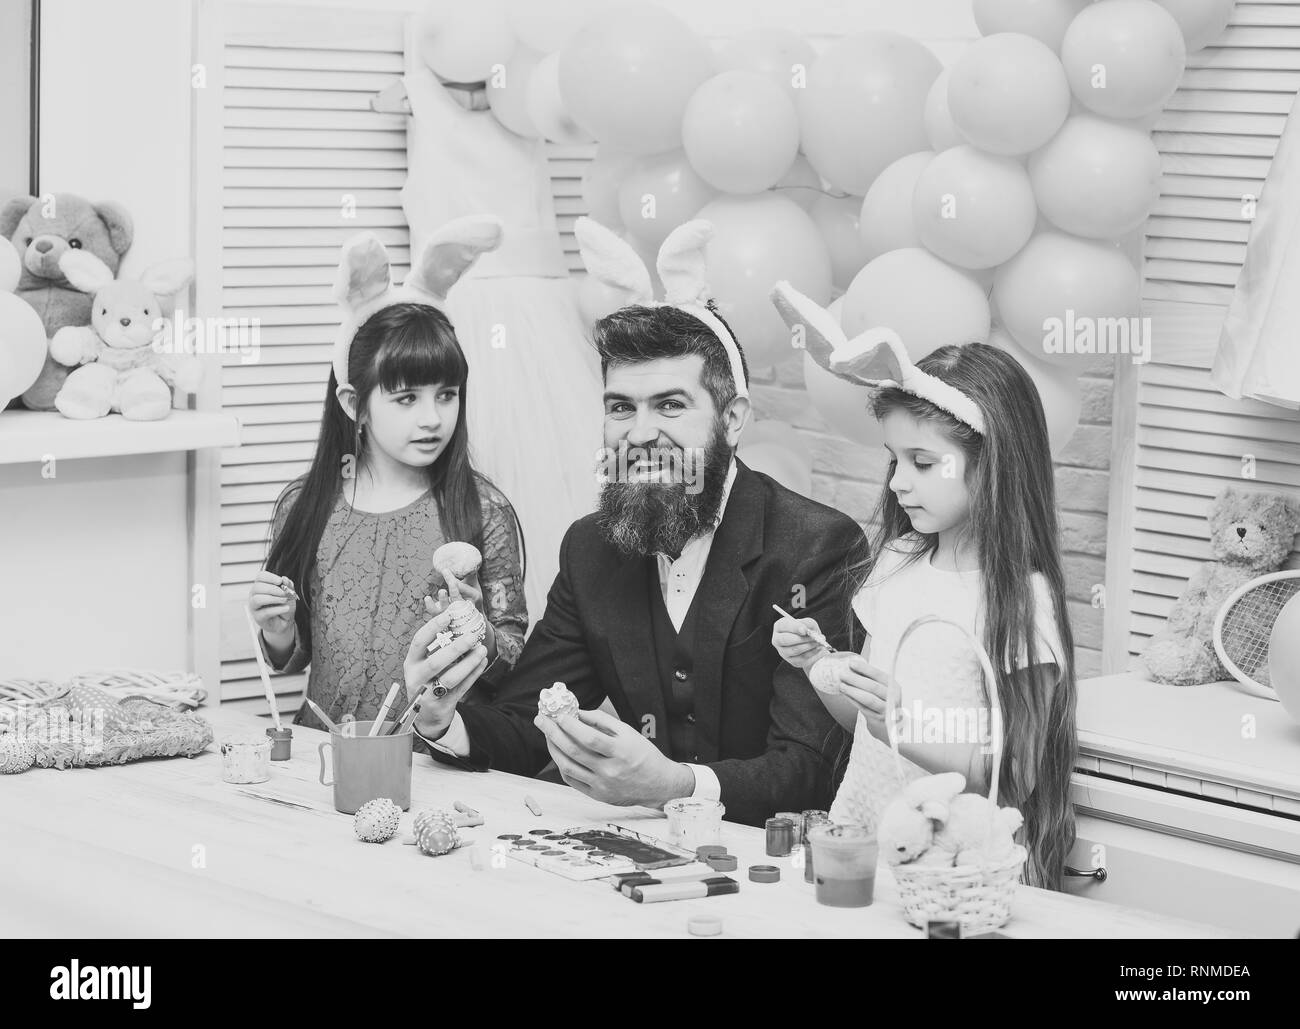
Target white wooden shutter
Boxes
[207,4,410,702]
[1109,0,1300,667]
[546,142,596,272]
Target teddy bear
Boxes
[928,793,1024,867]
[49,250,200,421]
[1142,486,1300,686]
[0,193,133,410]
[877,771,967,866]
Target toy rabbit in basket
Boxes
[768,281,1079,899]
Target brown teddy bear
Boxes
[0,193,133,410]
[1142,486,1300,686]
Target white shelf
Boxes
[1077,672,1300,813]
[0,409,241,465]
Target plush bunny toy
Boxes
[877,771,967,866]
[49,251,199,420]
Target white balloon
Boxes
[507,0,601,54]
[0,292,47,409]
[575,274,624,331]
[1155,0,1237,53]
[1270,594,1300,723]
[924,69,966,152]
[418,0,517,83]
[985,325,1082,456]
[526,51,594,144]
[773,154,823,211]
[858,151,934,262]
[486,46,542,138]
[0,237,19,293]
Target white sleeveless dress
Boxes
[1213,93,1300,410]
[400,27,603,628]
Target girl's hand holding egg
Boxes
[833,657,894,725]
[432,541,482,607]
[771,615,830,670]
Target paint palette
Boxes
[495,824,708,882]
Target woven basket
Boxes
[884,615,1027,936]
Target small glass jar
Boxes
[663,798,725,851]
[765,816,796,857]
[266,726,293,761]
[802,811,832,883]
[220,735,271,784]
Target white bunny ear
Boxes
[575,216,654,307]
[770,280,907,386]
[831,326,909,383]
[657,219,712,308]
[138,258,195,299]
[59,249,117,295]
[335,233,392,313]
[405,215,503,302]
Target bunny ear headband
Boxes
[332,215,504,411]
[574,217,748,400]
[769,281,986,435]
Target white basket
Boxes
[884,615,1027,936]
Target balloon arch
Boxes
[407,0,1238,490]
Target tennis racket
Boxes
[1213,570,1300,700]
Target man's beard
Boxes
[596,419,733,559]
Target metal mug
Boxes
[317,720,412,814]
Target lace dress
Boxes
[263,478,527,734]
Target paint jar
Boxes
[220,734,271,784]
[663,798,725,851]
[809,823,879,908]
[266,726,293,761]
[802,810,832,883]
[765,816,796,857]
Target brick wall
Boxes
[748,350,1114,678]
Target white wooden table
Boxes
[0,707,1246,938]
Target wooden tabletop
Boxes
[0,706,1244,938]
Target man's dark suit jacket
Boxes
[437,460,868,827]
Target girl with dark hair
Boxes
[247,301,527,732]
[774,337,1078,891]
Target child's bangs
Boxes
[373,309,467,395]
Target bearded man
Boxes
[408,234,866,825]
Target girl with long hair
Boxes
[247,301,527,731]
[774,340,1078,891]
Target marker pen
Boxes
[630,876,739,904]
[611,866,720,895]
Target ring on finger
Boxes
[430,677,449,699]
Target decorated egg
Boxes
[413,808,461,856]
[353,797,401,843]
[538,681,579,721]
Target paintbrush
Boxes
[245,606,284,731]
[388,678,434,736]
[370,682,402,737]
[770,604,834,651]
[303,698,338,733]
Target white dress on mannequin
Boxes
[401,33,603,628]
[1212,90,1300,410]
